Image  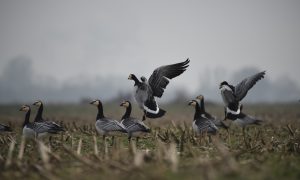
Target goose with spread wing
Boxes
[128,59,190,120]
[196,95,229,129]
[120,100,151,142]
[90,100,127,141]
[219,71,266,120]
[188,100,218,135]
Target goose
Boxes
[219,71,266,120]
[19,105,63,139]
[32,100,64,132]
[196,95,229,129]
[188,100,218,135]
[128,58,190,120]
[90,100,127,141]
[120,100,151,142]
[0,124,12,132]
[231,104,262,128]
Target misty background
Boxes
[0,1,299,104]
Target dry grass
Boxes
[0,103,300,180]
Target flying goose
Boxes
[32,100,64,132]
[19,105,63,139]
[0,124,12,132]
[188,100,218,135]
[90,100,127,141]
[219,71,266,120]
[120,100,151,142]
[128,58,190,120]
[196,95,229,129]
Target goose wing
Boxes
[122,118,150,132]
[234,71,266,101]
[43,121,64,131]
[0,124,11,132]
[30,122,61,134]
[148,59,190,98]
[195,119,218,133]
[238,113,263,125]
[97,118,127,132]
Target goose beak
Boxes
[120,102,124,106]
[188,101,193,106]
[89,101,95,105]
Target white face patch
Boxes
[92,101,100,106]
[196,96,203,100]
[21,106,30,112]
[189,101,197,106]
[220,85,232,92]
[34,101,42,106]
[124,102,129,107]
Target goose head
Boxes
[33,100,43,107]
[120,100,131,108]
[90,99,102,107]
[188,100,198,107]
[196,95,204,101]
[219,81,229,89]
[19,105,30,112]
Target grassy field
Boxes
[0,102,300,180]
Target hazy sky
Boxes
[0,0,300,94]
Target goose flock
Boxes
[0,59,267,143]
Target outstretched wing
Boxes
[234,71,266,101]
[148,59,190,98]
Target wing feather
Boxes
[234,71,266,101]
[148,59,190,97]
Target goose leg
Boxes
[111,136,115,146]
[49,136,53,147]
[223,107,227,121]
[136,137,139,145]
[142,110,146,121]
[128,135,131,143]
[242,127,249,148]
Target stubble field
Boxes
[0,102,300,180]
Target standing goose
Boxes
[219,71,266,120]
[120,100,151,142]
[0,124,12,132]
[32,100,64,132]
[19,105,62,139]
[128,58,190,120]
[188,100,218,135]
[90,100,127,141]
[196,95,229,129]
